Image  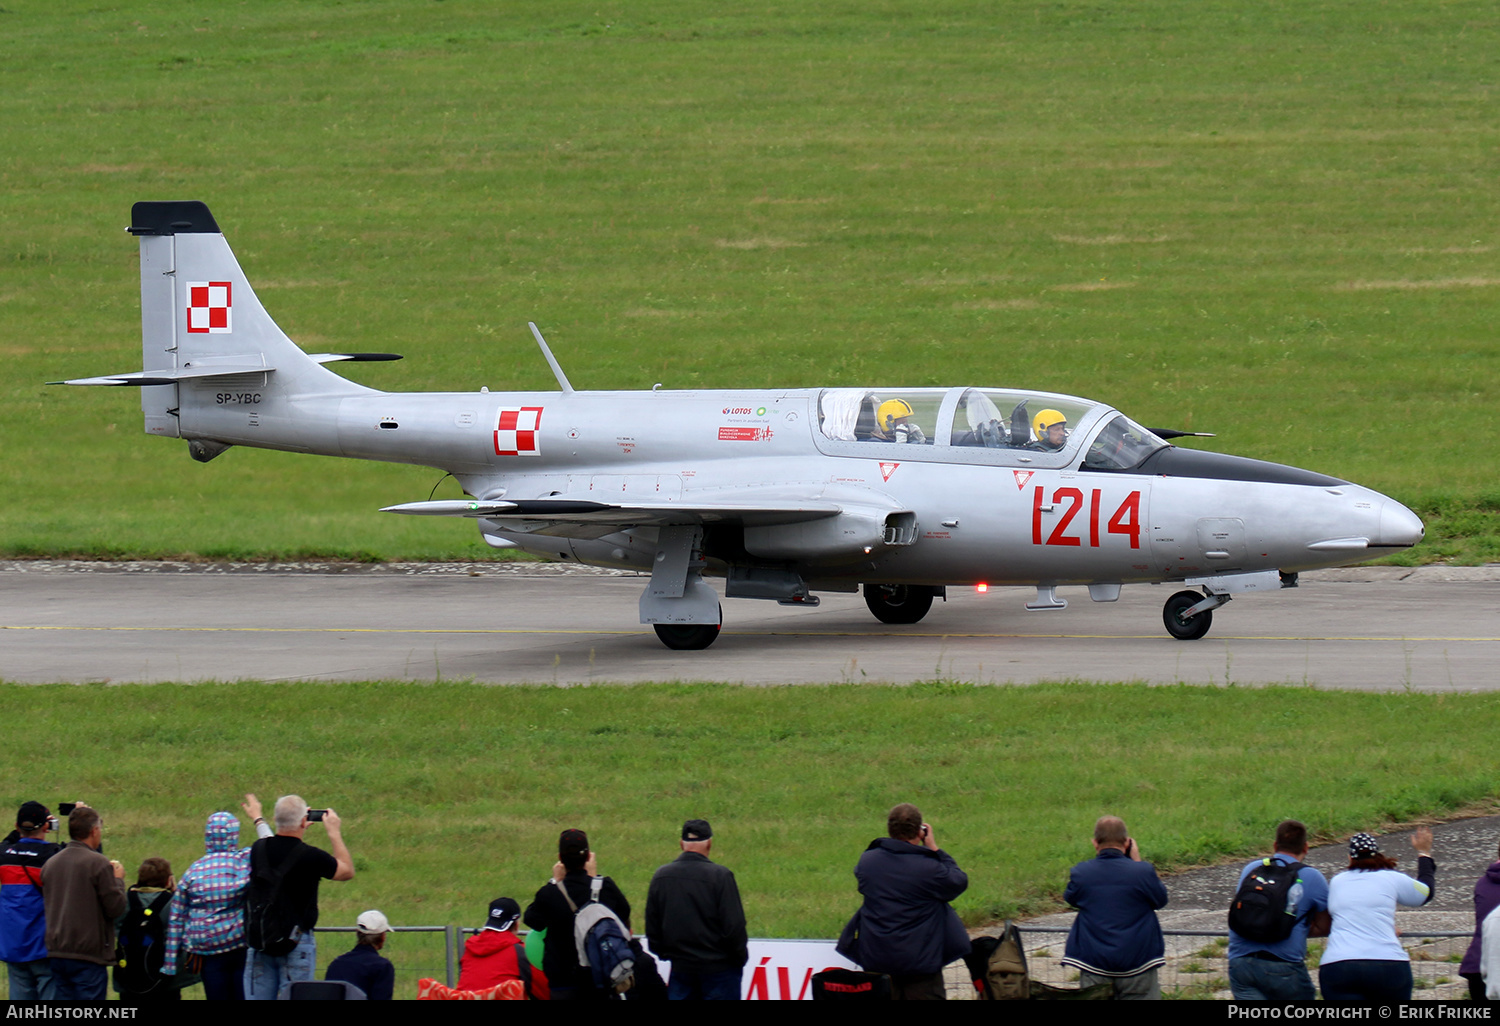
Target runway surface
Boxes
[3,561,1496,688]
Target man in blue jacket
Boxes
[837,803,970,1000]
[0,802,64,1000]
[1062,815,1169,1000]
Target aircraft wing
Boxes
[382,498,845,540]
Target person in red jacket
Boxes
[458,897,548,1000]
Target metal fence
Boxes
[1008,925,1475,1001]
[1,923,1475,1000]
[235,922,1489,1000]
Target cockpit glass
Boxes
[948,389,1093,453]
[818,389,943,445]
[1082,414,1168,470]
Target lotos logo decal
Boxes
[494,406,543,456]
[879,462,899,482]
[1012,470,1034,490]
[186,281,232,334]
[722,407,755,415]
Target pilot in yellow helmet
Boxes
[1030,409,1068,451]
[874,398,927,445]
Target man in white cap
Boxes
[324,910,394,999]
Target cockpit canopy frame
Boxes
[813,386,1168,472]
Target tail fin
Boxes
[125,201,375,443]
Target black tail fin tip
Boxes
[128,201,221,237]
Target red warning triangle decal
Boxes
[1013,470,1034,490]
[879,462,899,482]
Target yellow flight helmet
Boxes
[877,398,915,429]
[1033,408,1068,438]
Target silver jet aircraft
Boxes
[60,202,1425,650]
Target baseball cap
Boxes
[15,802,49,830]
[485,897,521,932]
[355,910,393,935]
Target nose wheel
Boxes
[1162,590,1214,641]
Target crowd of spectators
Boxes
[0,798,1483,1001]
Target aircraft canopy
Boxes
[816,387,1168,470]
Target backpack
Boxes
[244,841,301,957]
[962,921,1109,1001]
[1229,856,1307,943]
[964,921,1030,1000]
[113,889,173,995]
[557,876,635,996]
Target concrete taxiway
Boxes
[2,561,1495,688]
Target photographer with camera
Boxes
[243,796,354,1000]
[1060,815,1169,1000]
[1,801,72,999]
[836,803,970,1000]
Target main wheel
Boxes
[653,623,721,650]
[652,605,723,651]
[1162,590,1213,641]
[864,584,935,625]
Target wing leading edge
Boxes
[382,498,844,538]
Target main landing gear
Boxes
[652,605,723,651]
[863,584,938,625]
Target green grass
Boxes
[3,1,1500,561]
[5,680,1496,949]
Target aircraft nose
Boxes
[1378,499,1425,549]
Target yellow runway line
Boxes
[4,625,1498,642]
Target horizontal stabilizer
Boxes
[53,362,275,386]
[308,353,403,364]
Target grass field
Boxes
[3,1,1500,561]
[5,9,1497,1001]
[5,680,1496,947]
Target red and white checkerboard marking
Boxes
[187,281,233,334]
[494,406,543,456]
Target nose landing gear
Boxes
[1162,589,1231,641]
